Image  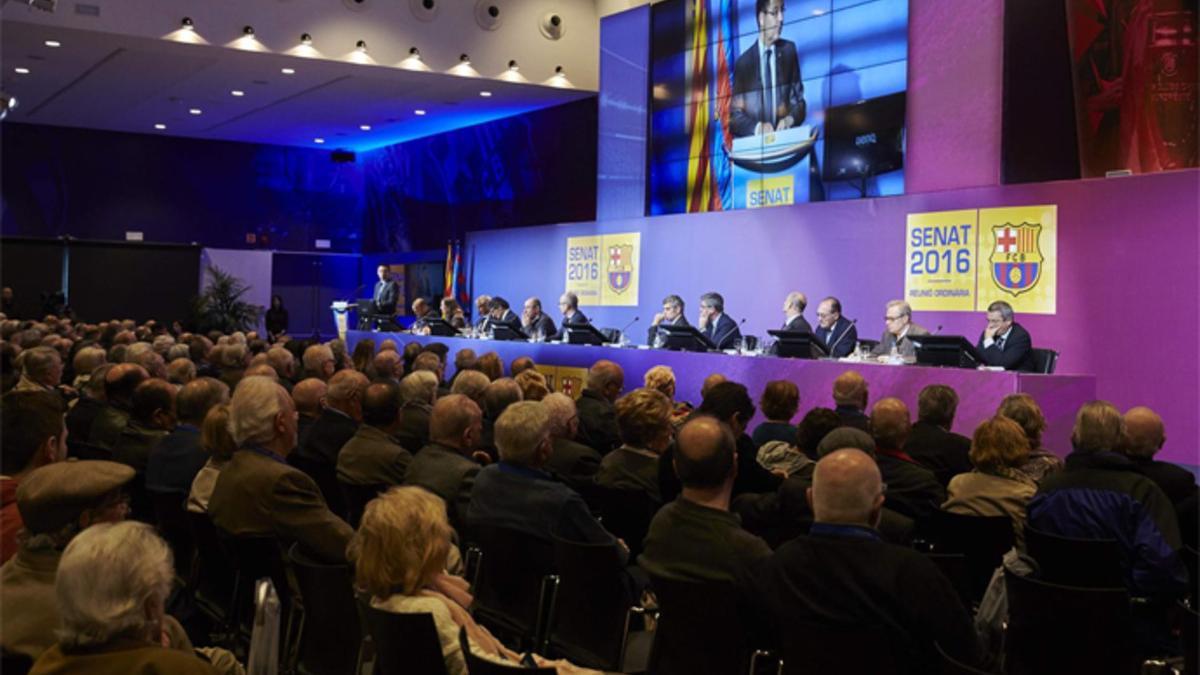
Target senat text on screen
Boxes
[567,245,600,261]
[748,186,793,207]
[910,224,973,248]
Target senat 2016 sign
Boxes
[564,232,641,307]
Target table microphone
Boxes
[826,318,857,356]
[618,316,640,334]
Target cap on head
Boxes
[16,460,135,534]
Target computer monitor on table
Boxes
[912,335,986,369]
[767,330,829,359]
[657,324,716,352]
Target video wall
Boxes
[648,0,909,214]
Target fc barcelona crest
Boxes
[989,222,1044,297]
[559,376,583,398]
[607,244,634,294]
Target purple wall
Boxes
[466,169,1200,467]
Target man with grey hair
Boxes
[468,401,621,552]
[302,343,336,381]
[70,346,106,390]
[542,392,602,483]
[1120,406,1196,506]
[576,360,624,455]
[146,377,229,495]
[396,370,438,453]
[405,394,485,530]
[372,350,403,384]
[747,448,979,672]
[450,369,490,406]
[558,291,588,331]
[31,521,217,674]
[480,377,524,460]
[266,346,297,392]
[976,300,1034,371]
[698,291,741,350]
[870,299,929,359]
[780,291,813,333]
[473,295,493,331]
[209,376,352,563]
[648,294,689,346]
[126,342,169,380]
[13,346,62,394]
[297,369,367,465]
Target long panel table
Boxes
[348,330,1096,459]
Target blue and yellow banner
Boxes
[564,232,640,307]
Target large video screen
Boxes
[649,0,909,214]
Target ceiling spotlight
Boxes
[479,90,492,97]
[231,90,245,97]
[314,138,325,144]
[460,53,470,63]
[359,124,371,131]
[242,25,255,37]
[14,67,30,75]
[188,108,202,115]
[281,67,296,75]
[181,17,194,29]
[414,109,427,116]
[44,40,61,48]
[508,60,519,71]
[409,47,420,57]
[27,0,57,13]
[356,40,368,52]
[555,65,565,75]
[300,33,313,45]
[0,91,18,121]
[154,123,167,130]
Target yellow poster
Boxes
[904,210,978,311]
[534,364,588,400]
[565,232,640,306]
[976,205,1057,314]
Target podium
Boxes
[730,125,816,209]
[330,301,350,342]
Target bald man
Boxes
[747,449,979,671]
[296,370,368,465]
[870,398,945,521]
[291,378,327,441]
[831,370,870,432]
[1121,406,1196,507]
[337,381,412,487]
[405,394,485,530]
[576,360,625,455]
[780,291,813,333]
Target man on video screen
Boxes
[731,0,806,138]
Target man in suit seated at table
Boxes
[647,294,690,346]
[870,300,930,361]
[486,297,523,334]
[557,292,589,331]
[409,297,438,334]
[780,291,813,333]
[976,300,1035,371]
[521,297,558,341]
[814,297,857,358]
[698,292,742,351]
[473,295,492,331]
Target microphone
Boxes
[618,316,640,337]
[934,324,943,335]
[826,318,858,356]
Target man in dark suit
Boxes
[336,381,412,487]
[814,296,857,358]
[209,377,353,563]
[871,398,946,522]
[904,384,973,487]
[976,300,1035,371]
[370,264,400,319]
[295,370,367,466]
[558,292,589,332]
[409,297,438,333]
[831,370,870,432]
[1122,406,1197,507]
[731,0,806,138]
[485,297,524,336]
[145,377,228,495]
[395,370,437,453]
[404,394,484,530]
[543,392,602,484]
[698,292,742,350]
[521,297,558,341]
[647,294,690,346]
[575,360,624,456]
[473,295,492,331]
[780,291,813,333]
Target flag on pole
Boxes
[685,0,714,213]
[442,241,454,299]
[454,243,469,312]
[711,0,735,210]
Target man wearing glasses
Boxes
[814,296,857,358]
[976,300,1035,371]
[870,299,930,360]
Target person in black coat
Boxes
[648,294,691,346]
[575,361,624,456]
[698,292,742,351]
[371,265,400,316]
[780,291,813,333]
[870,398,946,522]
[521,297,558,341]
[265,294,289,342]
[1122,406,1198,508]
[814,297,858,358]
[976,301,1035,371]
[903,385,972,486]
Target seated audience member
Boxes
[351,339,376,375]
[831,370,870,432]
[208,376,353,563]
[89,363,149,450]
[65,364,112,445]
[396,370,438,453]
[372,350,402,384]
[695,382,781,496]
[976,300,1034,371]
[795,407,841,461]
[476,352,503,381]
[468,402,621,552]
[13,346,63,395]
[1,391,67,564]
[813,296,857,358]
[450,369,490,406]
[145,377,229,495]
[747,449,980,672]
[401,342,422,375]
[1121,406,1197,507]
[943,416,1038,546]
[113,379,177,473]
[187,404,237,514]
[647,294,689,346]
[997,394,1064,482]
[302,343,337,381]
[700,373,727,400]
[214,343,248,390]
[575,360,625,455]
[405,394,485,530]
[266,346,296,393]
[903,384,973,485]
[596,388,674,502]
[296,369,368,465]
[28,522,220,675]
[521,297,558,341]
[697,292,742,350]
[350,487,597,675]
[643,365,692,429]
[480,378,523,459]
[541,393,602,483]
[337,381,413,487]
[243,363,279,381]
[514,368,550,402]
[449,349,477,384]
[1027,401,1187,596]
[70,347,106,391]
[751,380,800,447]
[166,358,196,386]
[291,377,327,441]
[639,417,771,584]
[870,398,945,522]
[558,292,589,330]
[870,300,930,360]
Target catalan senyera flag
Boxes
[685,0,713,213]
[710,0,735,211]
[442,241,454,299]
[454,243,469,314]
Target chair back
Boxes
[929,512,1014,602]
[287,543,363,675]
[216,531,295,638]
[935,641,991,675]
[779,623,899,675]
[287,454,347,520]
[1182,600,1198,675]
[150,489,194,579]
[459,627,556,674]
[1003,567,1138,675]
[467,523,557,648]
[0,649,32,675]
[590,484,658,560]
[1030,348,1058,374]
[648,576,753,675]
[338,481,387,529]
[546,536,640,670]
[360,604,448,675]
[1023,524,1124,588]
[68,440,112,461]
[924,553,974,610]
[187,511,237,625]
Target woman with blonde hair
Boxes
[349,486,598,675]
[186,404,237,513]
[943,415,1038,545]
[643,364,692,428]
[997,393,1064,482]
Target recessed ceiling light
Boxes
[44,40,61,48]
[154,123,167,130]
[359,124,371,131]
[14,67,30,75]
[243,25,255,37]
[356,40,368,53]
[281,68,296,75]
[479,91,492,97]
[231,90,245,97]
[414,109,427,116]
[188,108,202,115]
[300,33,313,46]
[314,137,325,144]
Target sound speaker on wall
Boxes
[475,1,502,31]
[539,12,564,40]
[342,0,370,11]
[410,0,438,22]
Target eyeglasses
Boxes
[884,315,904,322]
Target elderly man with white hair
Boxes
[208,376,353,564]
[746,448,979,672]
[13,346,63,394]
[541,393,602,483]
